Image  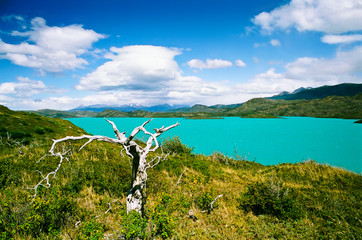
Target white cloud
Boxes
[186,58,233,70]
[1,15,25,22]
[75,45,236,106]
[77,45,182,91]
[321,34,362,44]
[235,59,246,67]
[0,76,48,97]
[270,39,281,46]
[0,17,105,72]
[237,68,313,95]
[5,43,362,110]
[253,0,362,34]
[238,45,362,96]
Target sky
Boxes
[0,0,362,110]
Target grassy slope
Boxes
[0,107,361,239]
[269,83,362,100]
[0,105,85,138]
[229,94,362,119]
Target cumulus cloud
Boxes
[75,45,236,106]
[237,68,312,95]
[253,0,362,34]
[0,17,105,72]
[5,45,362,110]
[186,58,233,70]
[270,39,281,46]
[235,59,246,67]
[77,45,182,91]
[0,76,48,97]
[238,45,362,95]
[321,34,362,44]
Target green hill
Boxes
[29,92,362,121]
[269,83,362,100]
[229,94,362,119]
[0,107,361,239]
[0,105,85,144]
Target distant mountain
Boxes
[70,103,189,112]
[26,83,361,121]
[144,104,189,112]
[29,94,362,120]
[268,83,362,100]
[171,102,242,113]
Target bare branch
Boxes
[176,168,187,185]
[126,119,153,144]
[154,122,180,134]
[145,149,169,170]
[49,135,123,154]
[146,122,180,153]
[202,194,223,213]
[28,152,69,202]
[95,200,119,218]
[29,119,179,217]
[209,194,223,209]
[105,118,126,141]
[75,221,82,228]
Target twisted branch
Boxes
[30,119,179,202]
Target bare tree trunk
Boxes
[30,118,179,217]
[127,146,147,214]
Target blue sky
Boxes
[0,0,362,110]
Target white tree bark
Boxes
[30,118,179,215]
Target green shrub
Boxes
[150,193,176,239]
[76,219,104,240]
[120,210,148,240]
[7,131,31,139]
[211,151,232,165]
[196,189,219,213]
[34,126,46,135]
[162,136,193,155]
[239,181,303,220]
[20,191,77,237]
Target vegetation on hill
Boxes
[0,107,361,239]
[268,83,362,100]
[29,93,362,121]
[0,105,85,144]
[228,94,362,119]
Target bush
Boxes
[196,189,219,213]
[20,189,77,237]
[34,126,46,135]
[162,136,193,155]
[120,210,148,240]
[150,193,176,239]
[239,180,303,220]
[77,219,104,240]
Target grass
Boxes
[0,106,361,239]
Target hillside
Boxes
[0,105,85,144]
[27,88,362,121]
[228,94,362,119]
[268,83,362,100]
[0,108,361,239]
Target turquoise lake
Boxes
[67,117,361,174]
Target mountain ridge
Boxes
[18,82,362,120]
[268,83,362,100]
[71,103,190,113]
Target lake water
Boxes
[67,117,361,174]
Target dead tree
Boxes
[30,118,179,215]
